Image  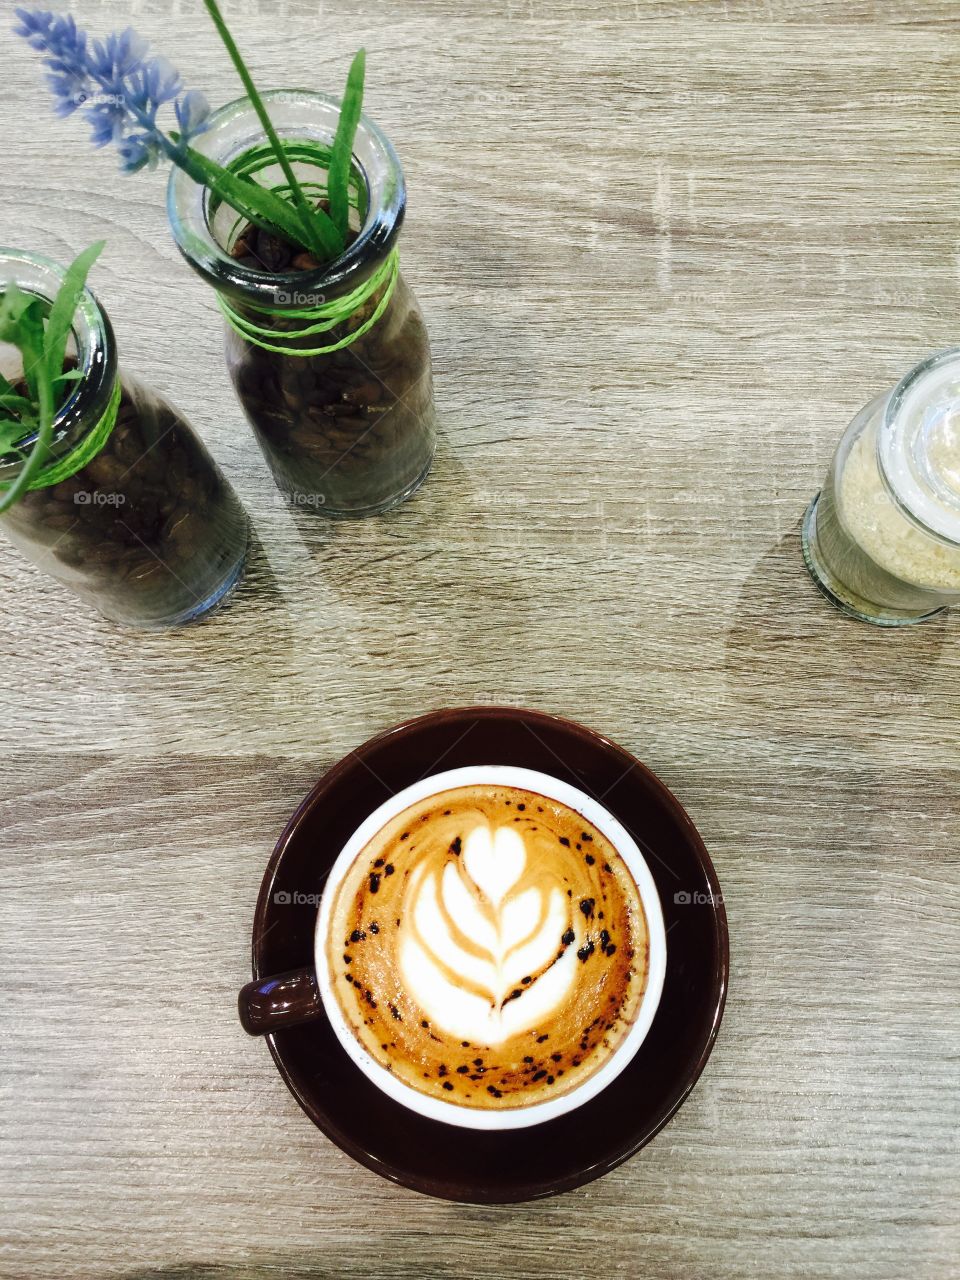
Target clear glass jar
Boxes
[167,91,436,519]
[803,348,960,625]
[0,251,249,628]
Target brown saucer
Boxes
[248,707,728,1203]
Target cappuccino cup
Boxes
[240,765,666,1131]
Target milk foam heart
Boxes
[462,825,526,906]
[399,822,574,1043]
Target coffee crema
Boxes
[324,784,649,1110]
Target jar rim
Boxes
[878,345,960,547]
[166,89,406,310]
[0,248,117,471]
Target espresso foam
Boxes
[325,785,649,1110]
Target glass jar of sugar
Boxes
[803,348,960,625]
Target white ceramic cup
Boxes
[315,765,667,1130]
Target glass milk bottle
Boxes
[167,91,436,518]
[803,348,960,625]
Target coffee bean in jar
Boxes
[224,249,434,517]
[0,250,248,628]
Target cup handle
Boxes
[238,967,323,1036]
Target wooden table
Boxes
[1,2,958,1276]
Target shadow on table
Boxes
[93,522,309,742]
[227,527,287,617]
[282,275,544,574]
[268,393,553,681]
[722,519,953,740]
[283,420,473,558]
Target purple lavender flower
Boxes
[116,132,163,175]
[13,9,210,172]
[13,2,353,261]
[126,55,183,122]
[88,29,150,82]
[175,91,211,139]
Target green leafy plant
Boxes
[0,241,104,513]
[16,6,366,263]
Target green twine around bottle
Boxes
[216,246,399,358]
[0,376,122,494]
[212,138,397,358]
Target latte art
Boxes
[325,784,649,1111]
[401,824,577,1043]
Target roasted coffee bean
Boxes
[229,231,254,261]
[254,231,296,273]
[342,380,382,405]
[44,511,78,532]
[82,453,125,487]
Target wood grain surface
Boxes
[1,1,958,1277]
